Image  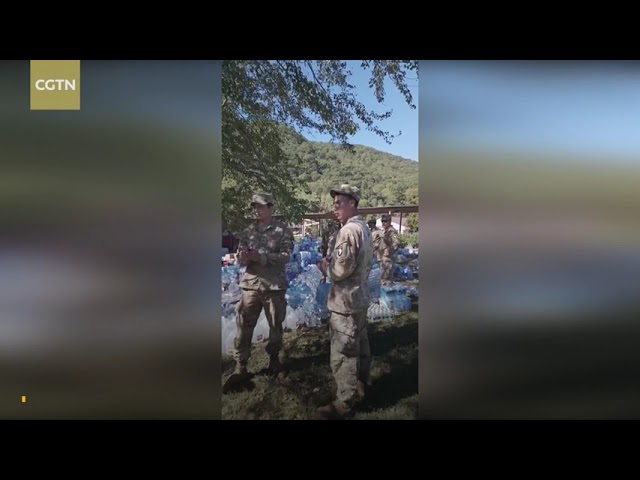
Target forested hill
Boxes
[282,129,419,211]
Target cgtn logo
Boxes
[30,60,81,110]
[34,79,77,91]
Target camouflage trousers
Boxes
[233,288,287,365]
[380,256,395,285]
[329,311,371,406]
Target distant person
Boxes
[320,219,341,259]
[379,214,399,285]
[317,184,373,419]
[367,219,383,265]
[230,193,294,380]
[319,218,341,283]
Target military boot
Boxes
[357,380,368,401]
[223,362,250,394]
[233,362,249,377]
[267,354,283,376]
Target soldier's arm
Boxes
[372,230,382,250]
[326,232,337,259]
[320,233,328,257]
[261,225,294,267]
[390,229,400,253]
[328,228,360,282]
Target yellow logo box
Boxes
[30,60,81,110]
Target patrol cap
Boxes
[330,184,360,203]
[250,193,274,207]
[381,214,392,222]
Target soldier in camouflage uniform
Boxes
[379,214,399,286]
[319,218,341,283]
[321,219,341,259]
[317,184,373,419]
[368,219,383,265]
[232,193,294,378]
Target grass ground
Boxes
[221,279,418,420]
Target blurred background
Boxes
[419,61,640,419]
[0,60,221,419]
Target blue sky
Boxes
[301,61,419,162]
[421,61,640,164]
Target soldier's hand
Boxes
[238,250,257,263]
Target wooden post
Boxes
[399,212,403,234]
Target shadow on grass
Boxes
[369,321,418,357]
[281,353,330,374]
[221,296,419,418]
[221,356,236,374]
[222,373,257,394]
[360,311,419,413]
[361,356,418,412]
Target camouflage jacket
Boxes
[380,226,399,260]
[237,219,294,291]
[321,222,341,259]
[327,215,373,314]
[370,226,383,259]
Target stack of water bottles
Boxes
[368,262,382,301]
[367,302,395,323]
[221,263,243,354]
[393,263,415,281]
[285,264,325,328]
[366,260,395,322]
[396,247,418,261]
[379,284,413,313]
[220,236,418,355]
